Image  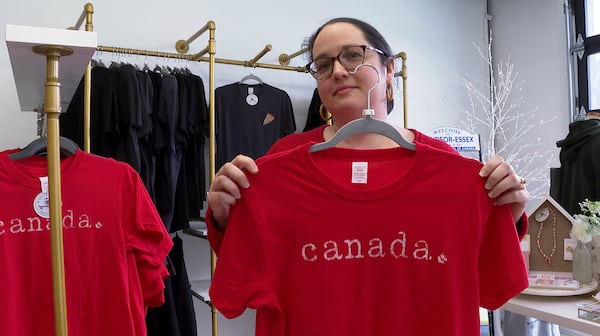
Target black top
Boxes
[555,118,600,214]
[215,82,296,169]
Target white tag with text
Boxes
[351,162,368,184]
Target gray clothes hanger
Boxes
[309,113,416,152]
[9,136,79,160]
[309,64,416,152]
[239,67,263,84]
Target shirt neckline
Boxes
[295,142,427,201]
[0,150,84,189]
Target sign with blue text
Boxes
[425,127,481,161]
[426,127,480,151]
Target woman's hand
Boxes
[207,155,259,231]
[479,155,530,223]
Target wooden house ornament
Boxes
[527,195,575,273]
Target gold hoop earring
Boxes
[319,104,332,121]
[386,84,394,101]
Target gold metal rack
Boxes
[395,52,408,127]
[39,44,73,336]
[278,47,308,66]
[69,3,94,153]
[176,22,409,127]
[71,4,221,336]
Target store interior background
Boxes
[0,0,571,335]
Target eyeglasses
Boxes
[305,45,386,80]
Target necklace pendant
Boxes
[545,257,552,264]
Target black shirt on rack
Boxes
[215,82,296,169]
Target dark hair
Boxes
[304,17,395,113]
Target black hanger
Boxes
[309,113,416,152]
[9,136,79,160]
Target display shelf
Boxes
[183,219,208,239]
[502,294,600,334]
[5,24,97,112]
[190,279,211,304]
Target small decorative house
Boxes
[527,195,575,273]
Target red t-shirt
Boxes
[0,151,173,336]
[210,142,528,336]
[207,125,528,253]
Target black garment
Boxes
[215,82,296,169]
[146,236,197,336]
[112,63,143,173]
[61,65,119,158]
[171,73,191,232]
[136,70,156,200]
[555,118,600,215]
[185,74,209,217]
[152,73,182,232]
[303,88,327,132]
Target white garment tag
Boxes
[246,87,258,106]
[33,176,50,218]
[351,162,368,184]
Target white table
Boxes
[501,294,600,335]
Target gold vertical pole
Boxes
[83,3,94,153]
[205,21,219,336]
[397,52,408,128]
[33,44,73,336]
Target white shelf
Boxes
[190,279,211,304]
[5,24,97,112]
[183,220,208,239]
[502,294,600,334]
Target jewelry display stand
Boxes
[527,196,575,274]
[6,24,96,336]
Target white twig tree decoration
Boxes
[455,35,555,200]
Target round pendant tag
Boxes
[33,192,50,218]
[246,94,258,106]
[535,207,550,222]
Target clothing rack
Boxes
[177,26,410,127]
[38,45,72,336]
[71,3,223,335]
[69,3,94,153]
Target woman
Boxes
[208,18,530,336]
[206,17,530,254]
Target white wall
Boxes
[488,0,570,209]
[0,0,570,335]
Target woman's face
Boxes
[312,22,392,123]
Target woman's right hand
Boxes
[207,154,259,231]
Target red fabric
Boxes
[207,126,528,253]
[207,126,456,254]
[0,151,173,336]
[210,143,528,336]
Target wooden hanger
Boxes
[9,136,79,160]
[310,63,416,152]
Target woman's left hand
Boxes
[479,155,530,223]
